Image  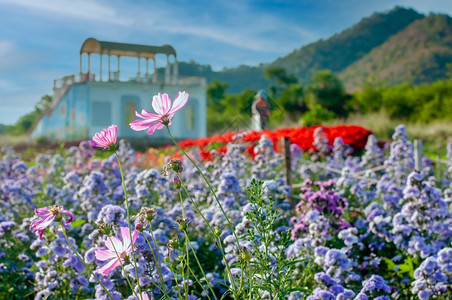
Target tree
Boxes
[264,66,298,86]
[305,70,347,116]
[34,94,53,113]
[206,80,228,110]
[278,84,305,120]
[264,66,298,100]
[352,79,386,113]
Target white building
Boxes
[30,38,207,144]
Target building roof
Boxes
[80,37,177,59]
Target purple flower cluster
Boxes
[411,247,452,299]
[291,179,348,239]
[1,122,452,299]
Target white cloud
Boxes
[133,1,318,55]
[0,40,28,71]
[0,40,18,72]
[0,0,132,25]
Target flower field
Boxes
[1,92,451,300]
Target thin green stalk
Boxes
[59,223,114,300]
[176,173,238,293]
[248,261,253,300]
[168,261,183,300]
[187,263,212,300]
[166,126,242,249]
[149,223,166,279]
[178,189,217,300]
[178,188,190,300]
[114,151,143,299]
[142,232,171,299]
[185,232,217,300]
[182,242,189,300]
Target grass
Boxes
[0,134,30,146]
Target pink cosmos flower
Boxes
[129,91,189,135]
[30,205,74,239]
[91,125,117,149]
[95,227,139,276]
[140,292,150,300]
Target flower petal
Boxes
[95,249,118,261]
[141,292,150,300]
[105,236,124,252]
[168,91,189,115]
[120,227,132,248]
[34,207,50,216]
[136,109,160,120]
[152,93,172,116]
[30,214,55,239]
[91,125,117,148]
[130,119,159,131]
[97,257,122,276]
[62,210,74,225]
[146,122,164,135]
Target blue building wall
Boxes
[32,80,207,142]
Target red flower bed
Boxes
[179,125,372,154]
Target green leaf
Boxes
[71,219,86,228]
[384,258,396,270]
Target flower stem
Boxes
[59,222,114,300]
[166,126,242,248]
[177,189,217,300]
[175,173,238,295]
[114,151,143,299]
[142,231,171,299]
[187,263,212,300]
[186,232,217,300]
[178,189,190,300]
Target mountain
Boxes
[178,7,452,93]
[338,14,452,90]
[273,6,424,85]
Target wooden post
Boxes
[414,139,423,171]
[283,137,293,206]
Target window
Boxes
[185,105,195,129]
[125,102,136,126]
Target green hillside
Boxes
[272,6,423,85]
[339,14,452,90]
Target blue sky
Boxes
[1,0,452,125]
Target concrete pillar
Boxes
[165,55,170,83]
[173,59,178,83]
[152,58,157,83]
[100,54,102,81]
[117,56,120,81]
[87,54,91,73]
[108,54,111,81]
